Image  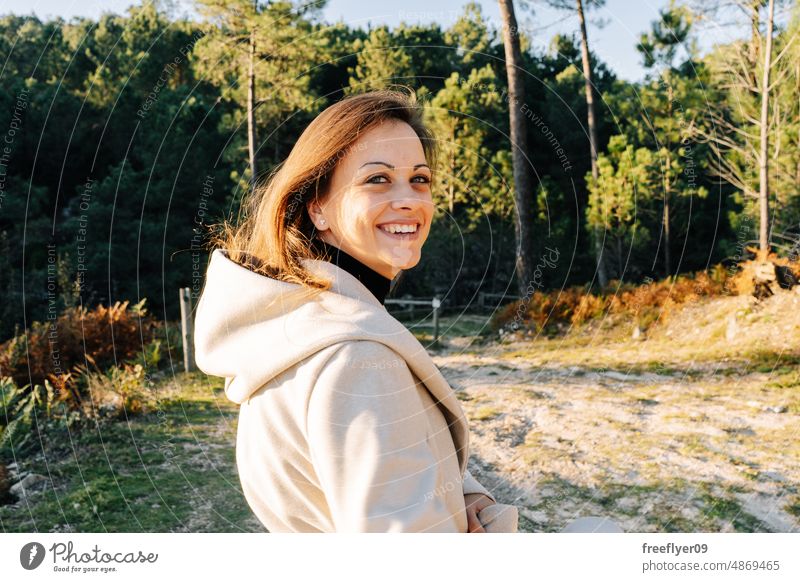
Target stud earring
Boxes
[320,218,326,225]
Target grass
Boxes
[497,336,799,376]
[517,474,776,533]
[0,371,263,533]
[786,497,800,519]
[697,488,770,532]
[470,406,502,421]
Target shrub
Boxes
[0,363,156,458]
[493,266,733,335]
[78,363,155,419]
[0,300,164,457]
[0,376,60,454]
[0,299,158,397]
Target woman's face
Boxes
[307,119,434,280]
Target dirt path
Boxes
[432,332,800,533]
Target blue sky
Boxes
[2,0,756,82]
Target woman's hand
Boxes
[463,493,496,533]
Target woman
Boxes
[193,90,519,533]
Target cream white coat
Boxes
[193,249,518,532]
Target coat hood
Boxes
[192,249,469,473]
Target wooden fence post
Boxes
[432,295,441,344]
[179,287,195,372]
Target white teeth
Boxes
[380,224,418,234]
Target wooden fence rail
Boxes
[385,296,442,342]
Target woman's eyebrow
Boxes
[360,161,394,169]
[358,161,430,170]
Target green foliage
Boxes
[0,293,176,462]
[697,2,800,256]
[79,363,155,418]
[191,0,326,197]
[0,0,795,330]
[636,2,694,69]
[0,377,56,452]
[586,134,656,274]
[427,64,511,223]
[444,2,497,70]
[346,26,414,93]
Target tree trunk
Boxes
[247,28,259,187]
[758,0,774,256]
[664,77,673,277]
[498,0,537,298]
[796,60,800,188]
[576,0,608,289]
[749,0,761,86]
[449,127,455,215]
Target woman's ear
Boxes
[306,201,328,230]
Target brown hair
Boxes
[209,89,437,299]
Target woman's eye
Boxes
[366,174,389,184]
[412,175,431,184]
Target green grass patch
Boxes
[0,372,262,533]
[470,406,502,421]
[696,484,771,532]
[785,497,800,519]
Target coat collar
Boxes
[309,238,392,305]
[303,257,387,309]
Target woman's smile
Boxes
[376,221,422,242]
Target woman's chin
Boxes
[382,247,420,272]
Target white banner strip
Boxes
[2,533,798,581]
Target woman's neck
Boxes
[310,237,392,304]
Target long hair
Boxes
[209,89,438,300]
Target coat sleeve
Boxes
[306,340,463,532]
[462,468,497,503]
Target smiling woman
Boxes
[194,90,519,532]
[306,119,433,280]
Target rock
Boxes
[632,325,642,340]
[763,405,788,414]
[726,313,738,342]
[603,371,630,382]
[520,508,547,524]
[9,473,49,497]
[754,261,777,283]
[561,516,624,533]
[615,497,638,512]
[758,471,787,482]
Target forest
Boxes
[1,0,799,533]
[1,0,798,340]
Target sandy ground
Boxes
[429,291,800,533]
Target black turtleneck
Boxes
[311,237,393,304]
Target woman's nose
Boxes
[391,187,430,211]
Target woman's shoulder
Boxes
[303,340,416,404]
[314,339,409,375]
[306,339,426,427]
